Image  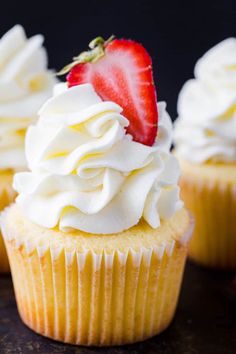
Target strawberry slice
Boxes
[59,37,158,146]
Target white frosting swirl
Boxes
[14,83,182,234]
[174,38,236,163]
[0,25,56,170]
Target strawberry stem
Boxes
[89,36,105,49]
[57,35,115,76]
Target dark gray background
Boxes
[1,0,236,119]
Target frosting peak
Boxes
[195,38,236,89]
[174,38,236,163]
[14,83,182,234]
[0,25,56,170]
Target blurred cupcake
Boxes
[0,25,56,272]
[174,38,236,270]
[2,37,192,345]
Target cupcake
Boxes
[174,38,236,270]
[0,25,56,272]
[2,37,192,345]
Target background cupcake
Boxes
[2,38,192,345]
[174,38,236,270]
[0,25,56,272]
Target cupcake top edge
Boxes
[2,204,190,252]
[174,37,236,164]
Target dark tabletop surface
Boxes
[0,262,236,354]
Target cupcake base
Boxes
[0,170,16,273]
[0,232,9,273]
[178,157,236,270]
[2,204,192,346]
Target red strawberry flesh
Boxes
[67,39,158,146]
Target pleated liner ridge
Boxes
[1,217,191,346]
[180,173,236,270]
[0,172,16,273]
